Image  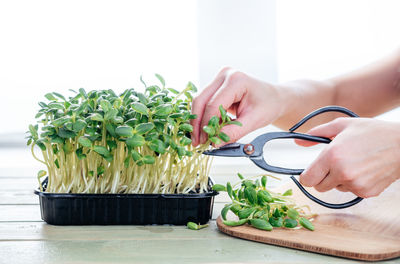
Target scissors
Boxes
[203,106,363,209]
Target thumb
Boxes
[295,117,351,147]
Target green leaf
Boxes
[93,146,113,162]
[28,124,38,139]
[218,132,230,142]
[131,102,148,115]
[106,123,117,137]
[208,116,219,127]
[184,92,192,100]
[131,150,142,161]
[48,102,64,110]
[179,136,192,146]
[269,217,283,227]
[154,104,173,116]
[226,120,242,126]
[148,139,166,154]
[210,137,221,145]
[54,159,60,168]
[89,113,104,122]
[78,137,92,148]
[100,100,112,112]
[58,128,76,138]
[124,156,131,168]
[72,120,87,132]
[176,146,186,157]
[139,75,147,88]
[50,136,64,144]
[45,93,57,101]
[35,112,44,119]
[179,123,193,132]
[126,134,145,148]
[38,101,47,108]
[115,125,134,137]
[283,218,298,228]
[287,208,299,220]
[244,187,257,205]
[155,73,165,87]
[221,205,231,221]
[187,81,197,92]
[167,88,179,94]
[97,165,105,175]
[143,155,155,164]
[219,105,227,121]
[79,88,87,98]
[76,101,88,115]
[146,85,159,94]
[212,184,226,192]
[257,190,273,203]
[136,92,149,104]
[282,189,293,196]
[104,109,118,121]
[53,92,66,101]
[93,146,110,156]
[37,170,47,178]
[107,140,117,150]
[226,182,233,199]
[76,147,87,160]
[136,122,155,134]
[125,118,138,127]
[237,173,244,180]
[261,175,267,188]
[299,217,315,231]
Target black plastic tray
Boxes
[34,178,218,225]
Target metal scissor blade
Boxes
[202,143,246,157]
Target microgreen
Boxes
[27,75,241,194]
[213,173,315,231]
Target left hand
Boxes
[298,117,400,198]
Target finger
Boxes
[199,72,248,144]
[299,148,331,187]
[191,67,231,146]
[335,184,349,192]
[294,139,320,147]
[295,117,351,147]
[314,173,337,192]
[216,112,261,147]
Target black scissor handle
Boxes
[290,176,363,209]
[290,106,363,209]
[256,106,363,209]
[289,105,359,132]
[249,131,331,174]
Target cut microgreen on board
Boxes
[213,173,315,231]
[26,75,241,194]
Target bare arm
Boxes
[274,49,400,131]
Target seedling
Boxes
[213,173,315,231]
[26,75,241,194]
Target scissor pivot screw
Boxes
[244,144,255,155]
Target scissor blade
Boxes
[202,143,246,157]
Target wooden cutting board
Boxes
[216,179,400,261]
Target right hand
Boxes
[190,67,286,146]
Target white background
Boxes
[1,0,400,143]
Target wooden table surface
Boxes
[1,147,399,264]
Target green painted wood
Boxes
[0,205,41,222]
[0,190,38,205]
[0,222,384,264]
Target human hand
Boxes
[191,68,285,146]
[298,117,400,198]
